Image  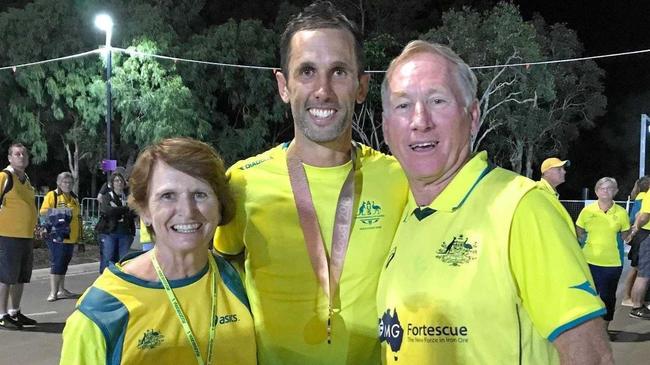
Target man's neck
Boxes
[410,175,454,207]
[542,177,558,192]
[7,165,26,180]
[408,153,471,206]
[291,133,353,168]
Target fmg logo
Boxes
[379,308,403,361]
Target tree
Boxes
[523,16,606,177]
[179,19,286,163]
[112,40,211,148]
[0,0,107,193]
[0,0,208,194]
[352,33,402,151]
[420,2,605,176]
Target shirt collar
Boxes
[538,178,559,198]
[4,165,29,183]
[407,151,493,220]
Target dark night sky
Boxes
[517,0,650,198]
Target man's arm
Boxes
[510,189,610,363]
[575,226,586,245]
[626,212,650,243]
[553,318,613,365]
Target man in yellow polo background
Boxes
[538,157,570,198]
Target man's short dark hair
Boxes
[280,1,364,76]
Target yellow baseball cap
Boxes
[541,157,570,174]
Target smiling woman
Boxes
[59,137,257,365]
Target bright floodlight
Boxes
[94,14,113,32]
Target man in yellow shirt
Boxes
[214,2,407,364]
[377,40,611,364]
[0,143,38,329]
[538,157,570,198]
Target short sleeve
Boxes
[214,167,246,255]
[60,310,107,365]
[641,193,650,214]
[39,191,55,215]
[509,189,605,341]
[0,171,7,190]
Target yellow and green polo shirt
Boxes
[576,202,630,267]
[0,168,37,238]
[536,177,558,198]
[377,151,605,364]
[639,192,650,230]
[39,189,82,243]
[214,142,408,365]
[60,252,256,365]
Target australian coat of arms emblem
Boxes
[435,234,478,266]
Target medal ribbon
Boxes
[151,251,217,365]
[286,143,357,344]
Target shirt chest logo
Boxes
[379,308,404,360]
[137,329,165,350]
[435,234,478,267]
[356,200,384,230]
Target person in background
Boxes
[0,143,38,330]
[625,182,650,319]
[39,172,82,302]
[576,177,630,330]
[538,157,570,198]
[621,176,650,306]
[60,137,256,364]
[95,172,135,273]
[139,219,154,251]
[377,40,611,364]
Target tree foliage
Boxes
[112,40,211,147]
[421,2,606,176]
[179,19,285,163]
[0,0,607,194]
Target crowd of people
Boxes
[1,1,649,364]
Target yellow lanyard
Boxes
[151,251,217,365]
[286,143,357,344]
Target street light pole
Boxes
[641,114,649,178]
[95,14,113,163]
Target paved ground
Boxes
[0,262,98,365]
[1,259,649,364]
